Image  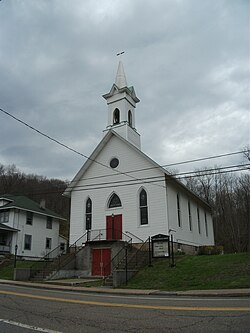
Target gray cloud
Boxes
[0,0,249,179]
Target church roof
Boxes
[63,130,211,210]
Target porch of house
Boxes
[0,223,19,254]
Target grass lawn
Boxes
[125,252,250,291]
[0,260,43,280]
[1,253,249,291]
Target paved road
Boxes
[0,284,249,333]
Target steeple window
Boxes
[113,108,120,124]
[128,110,132,127]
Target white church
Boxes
[65,61,214,254]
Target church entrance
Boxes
[106,214,122,240]
[92,248,111,276]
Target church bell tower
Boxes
[102,61,141,149]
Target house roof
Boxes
[63,130,211,210]
[0,222,19,232]
[0,194,66,221]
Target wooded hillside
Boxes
[0,164,70,237]
[1,163,249,252]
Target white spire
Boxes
[115,61,127,88]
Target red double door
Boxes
[106,214,122,240]
[92,248,111,276]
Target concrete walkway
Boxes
[1,279,250,297]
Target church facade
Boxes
[65,62,214,249]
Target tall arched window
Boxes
[113,108,120,124]
[85,198,92,230]
[139,189,148,225]
[177,194,181,227]
[108,193,122,208]
[128,110,132,127]
[197,207,201,234]
[188,200,192,231]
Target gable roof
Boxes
[102,84,140,104]
[0,194,66,221]
[63,130,211,210]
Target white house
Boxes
[0,194,67,258]
[65,61,214,252]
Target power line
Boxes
[39,165,250,195]
[64,163,249,191]
[0,107,165,189]
[19,164,250,196]
[1,107,248,189]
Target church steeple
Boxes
[115,61,127,88]
[102,61,141,149]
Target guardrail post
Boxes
[14,244,18,269]
[148,237,152,267]
[170,234,175,267]
[125,245,128,285]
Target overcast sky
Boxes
[0,0,249,181]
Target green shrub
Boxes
[198,245,224,255]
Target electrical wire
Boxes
[16,164,250,196]
[1,107,249,194]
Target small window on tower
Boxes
[128,110,132,127]
[113,108,120,124]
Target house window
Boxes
[24,234,32,250]
[177,194,181,227]
[188,200,192,231]
[86,198,92,230]
[139,189,148,225]
[0,210,9,223]
[128,110,132,127]
[108,193,122,208]
[26,212,33,225]
[205,213,208,237]
[46,237,52,250]
[197,208,201,234]
[46,217,52,229]
[113,108,120,124]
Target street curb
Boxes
[0,280,250,297]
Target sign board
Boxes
[151,234,170,258]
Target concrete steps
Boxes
[30,252,75,281]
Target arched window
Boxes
[177,194,181,227]
[188,200,192,231]
[85,198,92,230]
[197,207,201,234]
[113,108,120,124]
[108,193,122,208]
[139,189,148,225]
[128,110,132,127]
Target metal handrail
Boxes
[85,228,132,243]
[115,237,150,271]
[103,237,132,277]
[30,231,88,279]
[125,231,144,243]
